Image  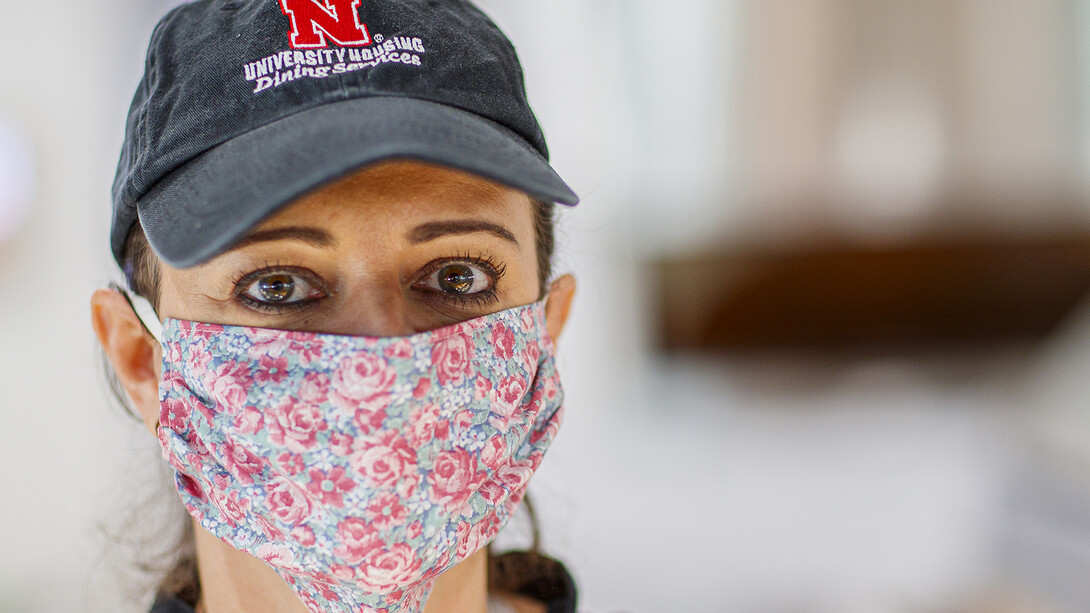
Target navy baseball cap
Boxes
[111,0,579,269]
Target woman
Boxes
[91,1,579,612]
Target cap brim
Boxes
[137,97,578,268]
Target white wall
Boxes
[0,0,119,610]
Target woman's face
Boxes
[93,159,575,433]
[158,160,548,336]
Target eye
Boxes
[236,268,325,309]
[422,263,493,295]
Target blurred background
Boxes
[6,0,1090,611]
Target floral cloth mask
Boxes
[156,301,564,613]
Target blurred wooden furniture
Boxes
[654,233,1090,353]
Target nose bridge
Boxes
[336,277,414,337]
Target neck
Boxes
[192,521,490,613]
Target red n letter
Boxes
[280,0,371,49]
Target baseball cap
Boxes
[111,0,579,269]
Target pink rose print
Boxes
[304,580,340,604]
[479,436,508,472]
[189,323,218,341]
[297,371,330,405]
[212,473,232,492]
[497,375,527,405]
[329,431,354,456]
[218,439,265,484]
[544,376,559,400]
[432,549,453,579]
[255,542,295,567]
[276,451,306,476]
[333,517,381,565]
[166,339,185,366]
[160,398,191,432]
[254,514,286,541]
[266,478,312,525]
[367,492,409,531]
[175,447,204,474]
[434,419,450,441]
[246,327,290,358]
[267,398,327,453]
[185,340,213,374]
[474,374,493,399]
[351,430,416,488]
[407,402,440,447]
[522,342,540,369]
[385,339,413,360]
[496,457,535,493]
[493,375,528,416]
[160,301,563,613]
[398,585,430,611]
[291,525,316,547]
[254,354,289,385]
[354,405,387,435]
[508,487,526,507]
[432,333,473,385]
[453,410,474,432]
[530,399,560,445]
[357,543,424,592]
[427,448,485,513]
[412,377,431,399]
[488,413,516,435]
[520,308,535,332]
[527,449,546,472]
[305,466,356,507]
[478,479,506,505]
[329,563,356,582]
[329,351,397,414]
[204,360,251,412]
[283,331,325,364]
[161,368,188,394]
[456,513,500,558]
[231,406,264,435]
[187,400,217,427]
[490,322,516,360]
[212,488,251,527]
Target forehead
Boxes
[259,160,530,229]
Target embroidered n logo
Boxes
[279,0,371,49]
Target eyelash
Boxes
[413,251,507,308]
[231,262,325,314]
[230,254,508,314]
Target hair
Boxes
[112,195,559,606]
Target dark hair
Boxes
[113,195,559,605]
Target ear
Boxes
[90,288,162,435]
[543,274,576,344]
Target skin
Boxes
[91,160,577,613]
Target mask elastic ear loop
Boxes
[109,282,164,344]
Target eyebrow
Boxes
[407,220,519,247]
[229,226,336,250]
